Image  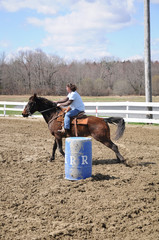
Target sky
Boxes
[0,0,159,62]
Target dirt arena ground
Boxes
[0,117,159,240]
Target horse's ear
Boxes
[33,93,37,99]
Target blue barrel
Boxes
[65,137,92,180]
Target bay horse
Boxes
[22,94,125,163]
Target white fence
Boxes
[0,101,159,124]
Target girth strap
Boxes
[74,118,78,137]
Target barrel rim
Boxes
[66,137,92,141]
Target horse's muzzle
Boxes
[22,113,29,117]
[22,109,29,117]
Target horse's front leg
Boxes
[56,138,65,157]
[49,139,57,162]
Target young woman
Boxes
[55,83,85,134]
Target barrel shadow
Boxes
[91,173,119,181]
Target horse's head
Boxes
[22,93,38,117]
[22,93,57,117]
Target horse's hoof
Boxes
[117,157,125,164]
[116,158,120,163]
[121,159,126,164]
[48,158,54,162]
[119,159,131,167]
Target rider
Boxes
[55,83,85,134]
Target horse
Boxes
[22,94,126,164]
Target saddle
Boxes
[57,110,88,136]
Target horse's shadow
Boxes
[137,162,156,166]
[92,158,120,165]
[91,173,119,181]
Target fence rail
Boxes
[0,101,159,124]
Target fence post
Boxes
[4,104,6,116]
[96,103,98,117]
[126,102,129,122]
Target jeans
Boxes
[64,109,81,129]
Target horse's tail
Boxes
[103,117,125,140]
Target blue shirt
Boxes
[67,91,85,111]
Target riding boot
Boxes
[58,126,65,133]
[58,127,70,136]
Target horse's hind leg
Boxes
[103,140,125,163]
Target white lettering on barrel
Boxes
[82,155,88,165]
[70,156,78,165]
[69,155,88,165]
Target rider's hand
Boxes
[66,106,71,112]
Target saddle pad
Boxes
[71,118,88,125]
[57,115,64,122]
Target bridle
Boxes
[25,101,66,126]
[25,104,57,116]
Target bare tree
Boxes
[0,52,6,93]
[0,50,159,96]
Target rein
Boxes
[39,106,57,114]
[38,105,65,125]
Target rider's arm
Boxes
[56,97,69,104]
[58,99,73,107]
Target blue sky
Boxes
[0,0,159,61]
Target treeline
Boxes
[0,49,159,96]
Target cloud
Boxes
[152,38,159,46]
[26,0,135,59]
[0,40,10,48]
[138,0,159,3]
[0,0,58,14]
[124,54,144,62]
[151,0,159,3]
[0,0,136,60]
[0,0,84,14]
[16,46,33,52]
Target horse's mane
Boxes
[33,95,62,113]
[29,94,63,114]
[36,96,55,107]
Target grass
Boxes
[0,110,22,115]
[0,95,158,118]
[0,94,159,102]
[0,109,40,116]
